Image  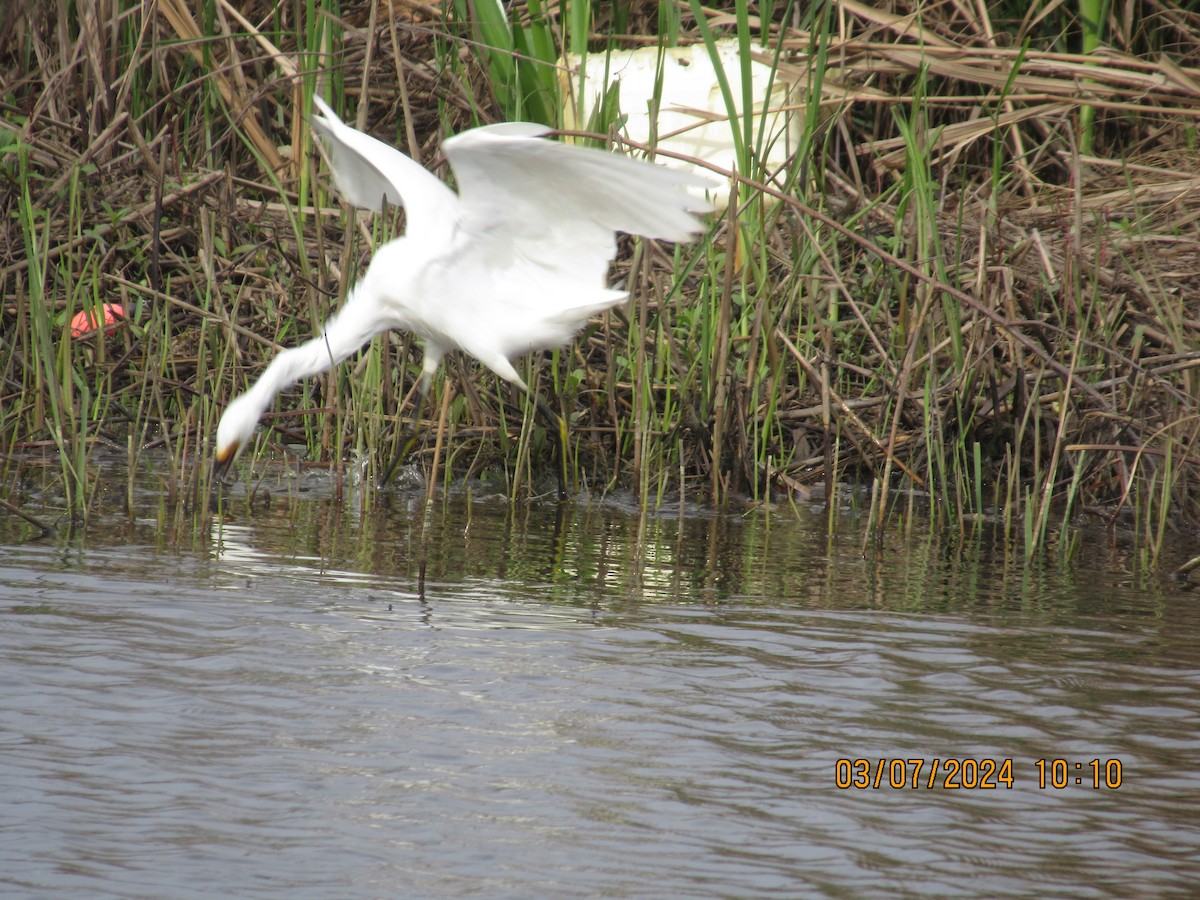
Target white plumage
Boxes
[214,96,710,496]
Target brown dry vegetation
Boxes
[3,1,1200,555]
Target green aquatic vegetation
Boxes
[2,0,1199,566]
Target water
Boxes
[2,467,1199,897]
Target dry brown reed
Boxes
[2,1,1200,553]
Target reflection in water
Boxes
[1,469,1198,897]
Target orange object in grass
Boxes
[70,304,125,338]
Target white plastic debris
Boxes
[560,40,800,209]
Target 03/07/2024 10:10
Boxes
[834,757,1124,790]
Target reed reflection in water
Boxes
[1,487,1197,897]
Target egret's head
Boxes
[214,392,262,476]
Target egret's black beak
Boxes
[213,444,238,483]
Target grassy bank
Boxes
[2,1,1199,563]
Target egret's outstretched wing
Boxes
[413,124,712,375]
[442,124,712,287]
[310,96,457,236]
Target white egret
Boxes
[214,96,710,498]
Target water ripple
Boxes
[1,500,1198,898]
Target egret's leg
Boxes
[529,389,570,502]
[381,370,434,484]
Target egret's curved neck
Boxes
[244,286,393,413]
